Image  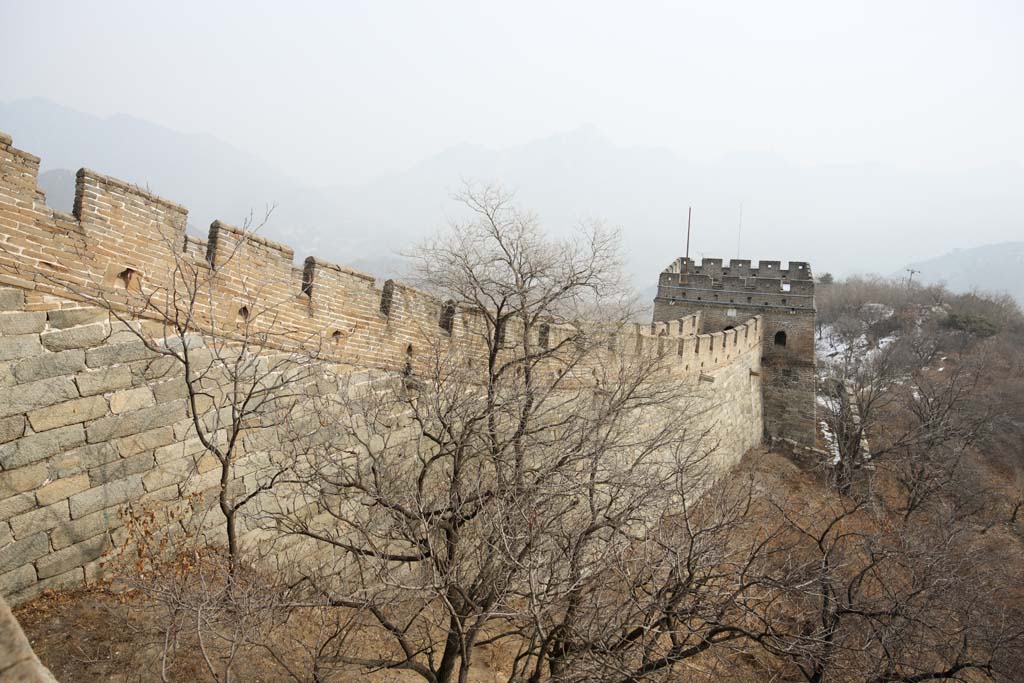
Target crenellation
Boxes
[0,131,768,609]
[653,255,816,445]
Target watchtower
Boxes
[653,257,817,445]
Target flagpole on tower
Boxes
[684,206,692,278]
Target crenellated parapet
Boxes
[652,255,817,446]
[0,132,493,375]
[657,257,814,314]
[0,132,766,383]
[0,131,769,615]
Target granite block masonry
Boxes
[0,129,774,614]
[653,257,817,444]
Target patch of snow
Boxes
[820,420,841,464]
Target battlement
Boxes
[656,256,815,313]
[0,131,769,611]
[662,257,812,282]
[652,255,817,445]
[0,132,766,380]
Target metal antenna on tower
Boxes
[683,206,692,278]
[736,202,743,258]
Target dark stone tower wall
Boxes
[653,257,817,445]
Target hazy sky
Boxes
[3,0,1022,185]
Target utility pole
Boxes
[906,268,920,287]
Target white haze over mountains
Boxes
[2,99,1022,301]
[901,243,1024,305]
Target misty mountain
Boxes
[37,169,75,214]
[901,243,1024,305]
[3,99,1023,291]
[0,98,380,270]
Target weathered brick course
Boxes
[26,396,108,432]
[36,534,109,579]
[109,386,154,414]
[41,322,110,352]
[0,376,79,419]
[85,399,187,442]
[68,474,144,518]
[0,532,48,573]
[0,288,25,311]
[35,473,89,506]
[0,334,42,362]
[13,349,87,383]
[9,501,69,538]
[0,311,46,336]
[0,424,86,469]
[74,366,132,396]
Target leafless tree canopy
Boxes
[20,194,1024,683]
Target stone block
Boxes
[0,424,86,470]
[140,482,181,503]
[137,354,180,382]
[68,474,144,518]
[74,366,132,396]
[40,322,109,352]
[35,473,89,506]
[88,452,154,486]
[0,463,45,498]
[154,436,205,463]
[107,319,142,342]
[50,507,120,550]
[0,362,14,387]
[10,566,83,604]
[0,493,35,523]
[183,467,222,496]
[0,334,43,362]
[0,375,79,419]
[36,534,109,579]
[83,556,109,584]
[0,415,23,444]
[12,349,86,382]
[0,564,35,594]
[114,426,175,456]
[48,442,119,478]
[46,308,106,329]
[0,531,48,572]
[172,418,197,440]
[151,375,187,403]
[9,501,70,538]
[26,395,108,432]
[85,399,187,443]
[85,340,153,368]
[143,456,194,492]
[109,386,154,414]
[0,311,46,335]
[196,452,219,473]
[0,288,25,311]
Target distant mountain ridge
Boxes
[901,243,1024,305]
[4,98,1024,291]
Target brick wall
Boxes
[0,131,768,606]
[653,257,818,445]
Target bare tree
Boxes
[275,186,741,683]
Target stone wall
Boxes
[0,130,767,608]
[653,257,817,445]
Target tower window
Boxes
[774,330,787,347]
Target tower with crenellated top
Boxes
[653,257,817,446]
